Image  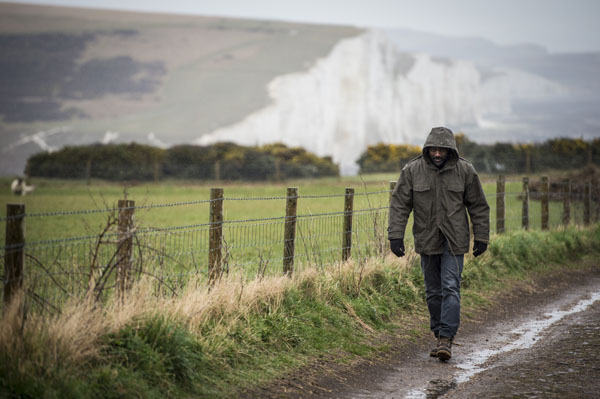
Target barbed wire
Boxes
[0,190,392,222]
[223,190,391,201]
[0,206,116,222]
[5,194,595,314]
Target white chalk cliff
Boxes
[196,31,565,175]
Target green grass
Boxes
[1,175,395,297]
[1,173,591,309]
[1,174,582,240]
[1,224,598,398]
[0,175,394,242]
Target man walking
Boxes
[388,127,490,361]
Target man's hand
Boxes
[473,240,488,257]
[390,239,405,257]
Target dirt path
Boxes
[444,299,600,398]
[241,263,600,398]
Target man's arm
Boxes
[464,168,490,244]
[388,168,413,241]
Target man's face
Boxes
[428,147,449,167]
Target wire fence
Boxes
[1,175,598,314]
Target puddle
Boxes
[454,290,600,384]
[405,379,456,399]
[405,290,600,398]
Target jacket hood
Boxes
[422,127,459,166]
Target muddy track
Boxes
[239,262,600,398]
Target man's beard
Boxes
[431,155,446,167]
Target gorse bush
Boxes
[1,225,599,398]
[25,142,339,181]
[357,143,422,173]
[358,135,600,174]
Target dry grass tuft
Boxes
[0,293,105,373]
[0,252,416,373]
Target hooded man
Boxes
[388,126,490,361]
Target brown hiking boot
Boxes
[429,346,438,357]
[437,336,454,361]
[430,337,440,357]
[429,333,440,357]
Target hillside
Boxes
[0,2,361,175]
[1,3,598,177]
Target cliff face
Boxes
[197,31,565,175]
[2,3,577,177]
[0,2,361,176]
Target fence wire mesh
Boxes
[1,177,598,314]
[1,188,392,312]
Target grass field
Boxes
[0,173,586,241]
[1,223,599,399]
[0,172,589,310]
[0,175,393,240]
[0,173,597,398]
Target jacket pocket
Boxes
[413,184,432,233]
[446,183,465,215]
[414,184,431,192]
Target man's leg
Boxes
[420,254,442,338]
[438,240,464,338]
[436,241,464,361]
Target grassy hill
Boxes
[0,2,361,174]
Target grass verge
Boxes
[1,224,599,398]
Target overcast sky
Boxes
[5,0,600,53]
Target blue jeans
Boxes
[420,240,464,338]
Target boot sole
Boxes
[437,349,451,361]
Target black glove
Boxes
[390,239,405,257]
[473,240,488,257]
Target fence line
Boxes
[2,176,598,312]
[0,189,392,222]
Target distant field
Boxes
[1,174,392,241]
[1,173,586,312]
[0,173,580,243]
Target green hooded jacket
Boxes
[388,127,490,255]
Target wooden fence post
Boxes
[562,179,571,226]
[522,177,529,230]
[342,188,354,262]
[283,187,298,276]
[3,204,25,305]
[584,181,591,226]
[116,199,135,300]
[541,176,549,230]
[389,181,396,204]
[496,175,505,234]
[209,188,224,282]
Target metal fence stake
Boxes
[342,188,354,262]
[283,187,298,276]
[209,188,224,282]
[541,176,549,230]
[3,204,25,306]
